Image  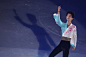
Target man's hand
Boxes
[57,6,61,14]
[58,6,61,12]
[72,47,76,50]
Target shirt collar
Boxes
[66,22,73,28]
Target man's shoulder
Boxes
[72,24,77,29]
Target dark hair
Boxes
[66,11,75,18]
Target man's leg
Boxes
[62,43,71,57]
[62,47,70,57]
[49,44,62,57]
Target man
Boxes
[49,6,77,57]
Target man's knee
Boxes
[49,54,54,57]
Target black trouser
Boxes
[49,40,71,57]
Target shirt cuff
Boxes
[70,43,76,47]
[53,13,60,16]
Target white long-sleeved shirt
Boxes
[53,13,77,47]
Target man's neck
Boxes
[67,21,71,25]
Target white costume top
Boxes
[53,13,77,47]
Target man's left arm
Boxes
[72,26,77,50]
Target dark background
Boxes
[0,0,86,57]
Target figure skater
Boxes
[49,6,77,57]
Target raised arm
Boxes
[13,9,31,28]
[53,6,64,27]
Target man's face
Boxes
[66,13,73,21]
